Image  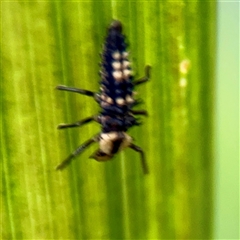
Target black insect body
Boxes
[56,20,151,174]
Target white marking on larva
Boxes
[112,70,123,81]
[179,59,191,74]
[122,60,130,69]
[100,139,112,155]
[101,94,106,100]
[119,133,132,150]
[112,51,121,60]
[99,132,132,154]
[179,77,187,88]
[126,95,134,103]
[123,69,132,79]
[100,84,106,91]
[100,132,118,154]
[122,51,129,58]
[101,132,118,141]
[116,98,125,105]
[106,96,113,104]
[112,61,121,70]
[100,101,110,108]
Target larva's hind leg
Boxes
[55,134,99,170]
[129,143,149,174]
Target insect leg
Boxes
[133,65,151,86]
[55,134,99,170]
[130,110,148,116]
[129,143,149,174]
[57,115,100,129]
[56,85,96,97]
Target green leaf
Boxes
[2,1,216,239]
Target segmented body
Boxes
[98,21,137,133]
[56,20,150,174]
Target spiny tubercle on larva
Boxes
[99,21,134,116]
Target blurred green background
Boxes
[1,0,239,239]
[214,2,239,239]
